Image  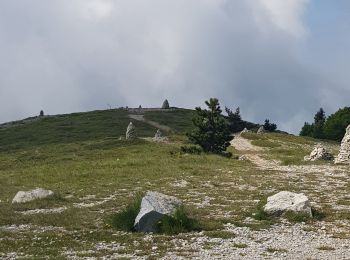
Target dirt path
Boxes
[128,114,171,132]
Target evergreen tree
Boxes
[323,107,350,141]
[263,119,277,132]
[39,110,44,117]
[188,98,232,154]
[314,108,326,125]
[225,106,243,132]
[300,122,313,136]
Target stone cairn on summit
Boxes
[335,124,350,164]
[162,99,170,109]
[126,122,136,141]
[304,144,334,161]
[257,126,266,134]
[153,129,168,142]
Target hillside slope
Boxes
[0,109,349,259]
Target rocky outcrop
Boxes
[134,191,182,232]
[162,99,170,109]
[257,126,266,134]
[12,188,54,204]
[304,145,334,161]
[264,191,312,217]
[335,125,350,164]
[126,122,136,141]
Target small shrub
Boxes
[111,195,142,231]
[156,206,201,235]
[317,245,335,251]
[311,208,326,221]
[234,243,248,248]
[180,145,202,155]
[285,211,311,223]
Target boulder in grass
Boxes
[304,145,334,161]
[12,188,54,204]
[264,191,312,217]
[134,191,182,232]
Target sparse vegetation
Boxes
[111,195,142,231]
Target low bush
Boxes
[111,195,142,231]
[180,145,202,155]
[157,206,201,235]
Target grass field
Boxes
[0,109,349,258]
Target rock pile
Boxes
[12,188,54,204]
[125,122,136,141]
[152,129,168,142]
[264,191,312,217]
[304,144,334,161]
[162,99,170,109]
[134,191,182,232]
[257,126,266,134]
[335,124,350,164]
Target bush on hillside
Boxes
[225,106,245,132]
[263,119,277,132]
[187,98,232,155]
[323,107,350,141]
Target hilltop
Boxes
[0,107,349,259]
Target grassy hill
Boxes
[0,108,349,259]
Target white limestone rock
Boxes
[257,126,266,134]
[12,188,54,204]
[304,145,334,161]
[264,191,312,217]
[134,191,182,232]
[335,124,350,164]
[126,122,136,141]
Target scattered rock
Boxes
[162,99,170,109]
[239,155,248,161]
[125,122,136,141]
[134,191,182,232]
[304,144,334,161]
[264,191,312,217]
[335,124,350,164]
[12,188,54,204]
[171,180,189,188]
[257,126,266,134]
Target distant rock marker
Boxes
[39,110,44,117]
[304,144,334,161]
[152,129,169,142]
[12,188,54,204]
[257,126,266,134]
[162,99,170,109]
[126,122,136,141]
[335,124,350,164]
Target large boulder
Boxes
[304,145,334,161]
[12,188,54,204]
[264,191,312,217]
[161,99,170,109]
[126,122,136,141]
[335,125,350,164]
[134,191,182,232]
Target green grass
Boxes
[234,243,248,248]
[111,195,142,231]
[203,230,236,239]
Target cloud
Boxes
[0,1,349,134]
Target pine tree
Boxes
[225,106,243,132]
[263,119,277,132]
[188,98,232,154]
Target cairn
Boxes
[153,129,168,142]
[257,126,266,134]
[162,99,170,109]
[304,144,333,161]
[335,124,350,164]
[126,122,136,141]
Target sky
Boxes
[0,0,349,133]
